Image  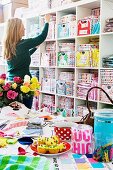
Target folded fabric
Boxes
[0,155,50,170]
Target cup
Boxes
[54,122,75,141]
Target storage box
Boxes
[3,2,28,21]
[78,19,91,36]
[58,21,76,38]
[56,80,66,95]
[76,51,91,67]
[41,78,51,92]
[58,23,69,38]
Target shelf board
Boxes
[39,66,56,68]
[77,0,100,9]
[45,39,56,42]
[57,37,75,40]
[56,94,74,98]
[99,100,112,105]
[30,66,39,68]
[75,97,98,102]
[101,32,113,36]
[76,67,99,69]
[40,91,55,95]
[57,66,75,69]
[100,67,113,70]
[77,34,100,38]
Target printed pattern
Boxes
[0,155,50,170]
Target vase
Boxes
[22,96,33,109]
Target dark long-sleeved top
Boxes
[7,23,49,81]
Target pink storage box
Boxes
[72,124,93,154]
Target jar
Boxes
[93,109,113,162]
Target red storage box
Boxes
[78,19,91,36]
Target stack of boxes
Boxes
[77,8,100,36]
[57,96,74,117]
[41,94,55,113]
[41,68,56,93]
[76,72,98,100]
[100,70,113,102]
[77,104,97,117]
[58,43,75,67]
[41,42,56,67]
[41,14,56,40]
[56,72,74,96]
[58,14,76,38]
[104,18,113,32]
[76,44,99,67]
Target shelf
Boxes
[56,94,74,98]
[76,67,99,69]
[99,100,112,105]
[45,39,56,42]
[16,0,113,113]
[40,91,55,95]
[39,66,56,68]
[77,0,100,8]
[100,67,113,70]
[57,37,75,40]
[30,66,39,68]
[75,97,98,103]
[57,66,75,69]
[77,34,100,38]
[101,32,113,36]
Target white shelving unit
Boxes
[0,0,113,114]
[25,0,113,114]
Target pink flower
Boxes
[0,74,6,80]
[2,83,11,91]
[0,92,3,96]
[7,90,18,100]
[13,77,22,84]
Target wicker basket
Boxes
[78,86,113,129]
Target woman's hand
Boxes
[45,14,51,23]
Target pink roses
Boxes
[7,90,18,100]
[13,77,22,84]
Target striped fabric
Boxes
[3,121,28,132]
[0,155,51,170]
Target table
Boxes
[0,107,113,170]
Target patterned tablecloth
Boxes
[0,114,113,170]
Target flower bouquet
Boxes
[0,74,40,108]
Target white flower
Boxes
[24,75,30,83]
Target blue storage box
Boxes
[58,23,69,38]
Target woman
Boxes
[3,14,50,81]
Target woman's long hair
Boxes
[2,18,23,60]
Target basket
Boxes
[78,86,113,128]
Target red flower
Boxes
[7,90,18,100]
[13,77,22,84]
[0,92,3,97]
[2,83,11,91]
[0,74,6,80]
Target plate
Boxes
[30,142,71,156]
